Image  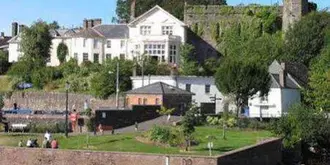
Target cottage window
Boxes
[120,54,125,60]
[144,43,165,58]
[74,53,78,60]
[126,98,130,106]
[138,98,142,105]
[102,112,106,119]
[120,40,125,48]
[162,26,173,35]
[186,84,191,92]
[93,53,99,63]
[155,98,160,105]
[169,45,177,63]
[83,53,89,62]
[140,26,151,35]
[106,54,112,60]
[106,40,111,48]
[93,39,98,48]
[143,98,148,105]
[83,39,86,47]
[205,85,210,94]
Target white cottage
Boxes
[248,60,308,118]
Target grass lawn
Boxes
[0,76,11,92]
[0,127,274,156]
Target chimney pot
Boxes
[0,32,4,37]
[93,19,102,26]
[279,63,286,88]
[83,19,88,29]
[12,22,18,36]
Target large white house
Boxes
[131,76,236,114]
[248,60,308,118]
[8,5,186,66]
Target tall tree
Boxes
[215,58,271,116]
[283,11,330,67]
[57,42,68,64]
[179,44,200,75]
[20,20,52,67]
[0,50,9,75]
[115,0,227,22]
[49,21,60,29]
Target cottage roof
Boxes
[72,28,103,38]
[93,25,129,39]
[125,82,194,95]
[0,36,11,48]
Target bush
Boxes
[59,59,79,77]
[237,118,270,130]
[28,122,67,133]
[148,126,185,147]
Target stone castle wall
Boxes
[3,91,124,112]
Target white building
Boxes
[8,5,186,66]
[248,60,308,118]
[131,76,236,114]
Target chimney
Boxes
[87,19,93,28]
[19,25,26,33]
[83,19,88,29]
[279,63,287,87]
[130,0,136,21]
[12,22,18,36]
[0,32,4,38]
[132,65,137,77]
[93,19,102,26]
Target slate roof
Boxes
[270,74,300,89]
[93,25,129,39]
[72,28,103,38]
[125,82,195,95]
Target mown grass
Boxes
[0,126,274,156]
[0,76,11,92]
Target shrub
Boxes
[149,126,171,144]
[59,59,79,77]
[66,74,89,93]
[28,122,66,133]
[237,118,270,130]
[86,116,96,132]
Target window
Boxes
[102,112,106,119]
[120,54,125,60]
[169,45,177,63]
[83,53,88,62]
[260,95,268,102]
[93,53,99,63]
[138,98,142,105]
[205,84,210,94]
[126,97,130,106]
[106,40,111,48]
[260,106,269,111]
[17,44,21,51]
[83,39,86,47]
[162,26,173,35]
[140,26,151,35]
[106,54,111,60]
[120,40,125,48]
[93,39,98,48]
[74,53,78,60]
[161,56,165,62]
[135,45,140,50]
[155,98,160,105]
[186,84,191,92]
[143,98,147,105]
[144,43,165,57]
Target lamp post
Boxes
[109,62,120,109]
[65,81,70,138]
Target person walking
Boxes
[51,139,59,149]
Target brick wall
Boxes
[3,91,124,112]
[126,94,162,108]
[0,138,282,165]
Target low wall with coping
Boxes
[0,138,282,165]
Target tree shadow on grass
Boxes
[91,137,133,146]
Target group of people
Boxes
[18,131,59,149]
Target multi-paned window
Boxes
[162,26,173,35]
[120,40,125,48]
[143,98,147,105]
[169,45,177,63]
[186,84,191,92]
[93,53,99,63]
[74,53,78,60]
[106,54,111,60]
[120,54,125,60]
[205,84,211,94]
[144,43,165,57]
[93,39,98,48]
[140,26,151,35]
[83,53,88,62]
[83,39,86,47]
[106,40,111,48]
[138,98,142,105]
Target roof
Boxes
[93,25,129,39]
[0,36,11,48]
[269,60,308,89]
[72,28,103,38]
[128,5,185,27]
[125,82,195,95]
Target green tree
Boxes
[0,50,9,75]
[57,42,68,64]
[0,95,4,110]
[115,0,226,22]
[179,44,199,76]
[215,58,271,117]
[181,104,199,151]
[7,59,35,82]
[49,21,60,29]
[20,20,52,67]
[283,11,330,66]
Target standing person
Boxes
[135,122,138,132]
[70,109,79,132]
[44,130,51,141]
[98,123,103,135]
[26,138,32,147]
[51,139,59,149]
[42,137,50,148]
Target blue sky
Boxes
[0,0,328,36]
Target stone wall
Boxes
[3,91,124,112]
[0,138,282,165]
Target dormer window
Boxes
[162,26,173,35]
[140,26,151,35]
